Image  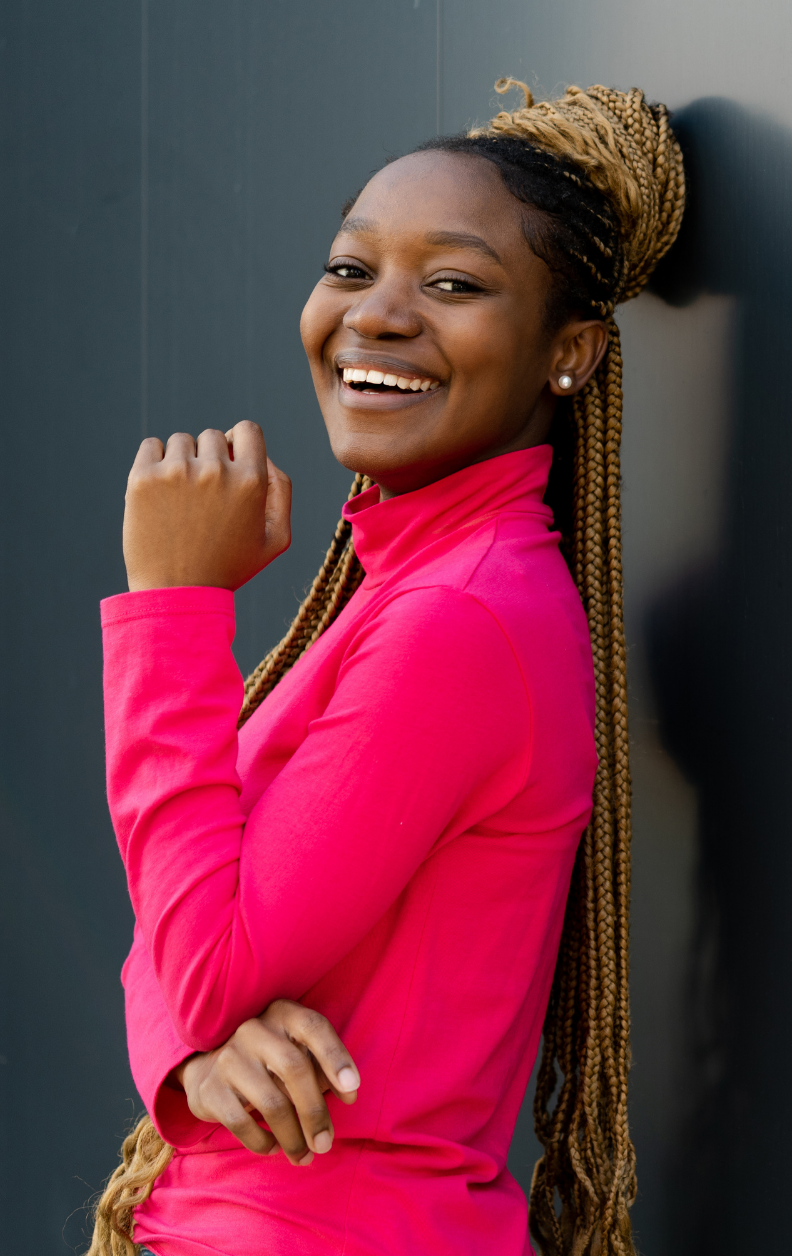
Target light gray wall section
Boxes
[2,1,791,1252]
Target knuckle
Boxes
[234,1018,259,1045]
[214,1046,237,1075]
[304,1101,329,1125]
[193,1080,217,1117]
[223,1109,248,1135]
[241,463,267,488]
[279,1046,311,1078]
[260,1091,292,1121]
[266,998,290,1017]
[300,1009,330,1034]
[197,461,224,486]
[162,459,188,484]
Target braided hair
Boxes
[87,81,684,1256]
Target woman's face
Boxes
[300,150,606,497]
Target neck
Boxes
[375,394,557,500]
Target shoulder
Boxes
[343,584,529,702]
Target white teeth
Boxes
[342,366,440,391]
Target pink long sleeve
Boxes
[105,448,597,1256]
[103,584,529,1050]
[121,924,208,1146]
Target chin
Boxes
[325,428,410,485]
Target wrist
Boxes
[167,1053,198,1091]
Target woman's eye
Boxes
[324,263,369,280]
[433,278,479,294]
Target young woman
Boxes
[91,82,684,1256]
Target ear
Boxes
[547,320,609,397]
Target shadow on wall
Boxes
[648,98,792,1253]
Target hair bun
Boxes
[471,80,686,306]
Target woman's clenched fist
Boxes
[123,421,291,592]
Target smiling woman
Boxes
[90,81,683,1256]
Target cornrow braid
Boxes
[415,132,625,326]
[86,81,684,1256]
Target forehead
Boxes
[340,150,528,249]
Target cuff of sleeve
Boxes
[153,1073,221,1150]
[101,586,235,627]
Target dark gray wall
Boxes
[2,2,792,1253]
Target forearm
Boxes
[106,586,528,1051]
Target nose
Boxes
[343,275,422,340]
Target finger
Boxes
[226,420,267,470]
[163,431,197,460]
[252,1070,315,1165]
[235,1020,330,1160]
[274,1002,360,1100]
[130,436,165,472]
[190,1077,277,1157]
[311,1059,357,1107]
[196,428,232,461]
[224,429,235,460]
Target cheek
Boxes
[299,284,338,364]
[448,307,528,396]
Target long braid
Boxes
[431,81,682,1256]
[87,82,683,1256]
[86,1116,173,1256]
[238,472,371,725]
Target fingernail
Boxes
[337,1067,358,1092]
[298,1151,314,1166]
[314,1130,332,1154]
[267,1145,280,1156]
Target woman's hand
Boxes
[123,421,292,592]
[173,999,360,1166]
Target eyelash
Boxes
[323,263,482,294]
[324,263,369,280]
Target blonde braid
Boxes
[87,82,683,1256]
[238,471,371,725]
[86,1116,173,1256]
[468,81,683,1256]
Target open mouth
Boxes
[341,367,440,394]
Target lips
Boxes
[334,351,443,396]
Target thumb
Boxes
[264,458,292,558]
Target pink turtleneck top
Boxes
[101,445,596,1256]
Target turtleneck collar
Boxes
[342,445,554,588]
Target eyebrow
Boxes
[338,218,502,265]
[424,230,502,264]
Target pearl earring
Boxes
[558,374,573,390]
